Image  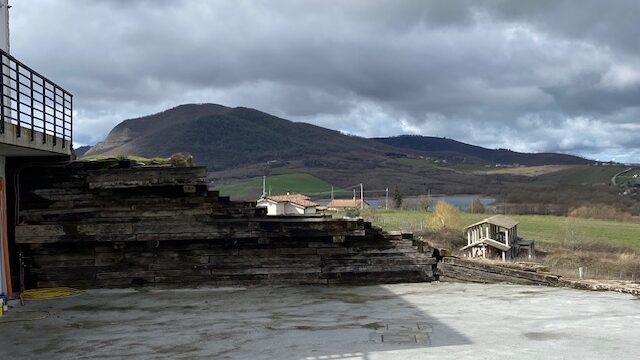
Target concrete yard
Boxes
[1,283,639,359]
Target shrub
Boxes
[428,201,461,230]
[344,208,360,218]
[568,204,633,222]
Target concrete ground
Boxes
[1,282,638,359]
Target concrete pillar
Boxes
[0,155,7,296]
[0,0,9,53]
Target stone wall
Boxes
[13,160,436,288]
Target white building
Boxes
[256,194,318,215]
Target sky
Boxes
[9,0,640,162]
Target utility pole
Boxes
[360,183,364,209]
[331,186,334,201]
[262,176,266,198]
[385,187,389,210]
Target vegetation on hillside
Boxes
[374,135,591,166]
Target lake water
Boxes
[317,195,495,211]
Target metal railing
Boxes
[0,48,72,148]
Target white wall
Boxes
[284,203,304,215]
[257,199,315,215]
[257,200,286,215]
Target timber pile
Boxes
[14,160,436,288]
[437,257,561,286]
[558,279,640,296]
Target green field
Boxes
[217,173,346,199]
[360,209,640,251]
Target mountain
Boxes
[373,135,591,166]
[84,103,400,171]
[73,145,92,157]
[85,103,596,196]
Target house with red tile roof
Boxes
[256,193,318,215]
[326,198,370,210]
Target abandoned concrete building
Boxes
[461,215,534,261]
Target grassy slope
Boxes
[478,165,573,176]
[361,209,640,250]
[217,173,344,199]
[538,165,628,185]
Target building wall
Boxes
[0,0,8,296]
[258,200,316,215]
[256,201,284,215]
[284,203,305,215]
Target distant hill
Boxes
[84,103,399,171]
[73,145,92,157]
[85,103,598,196]
[373,135,592,166]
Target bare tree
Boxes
[469,196,485,213]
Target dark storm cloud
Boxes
[8,0,640,161]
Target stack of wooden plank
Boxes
[14,160,437,288]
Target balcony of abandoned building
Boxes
[0,48,72,157]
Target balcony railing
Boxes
[0,48,72,148]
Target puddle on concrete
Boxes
[524,331,568,341]
[519,290,553,295]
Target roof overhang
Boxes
[461,238,511,252]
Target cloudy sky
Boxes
[10,0,640,162]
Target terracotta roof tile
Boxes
[267,194,318,208]
[326,199,369,208]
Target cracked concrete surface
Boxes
[1,283,638,359]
